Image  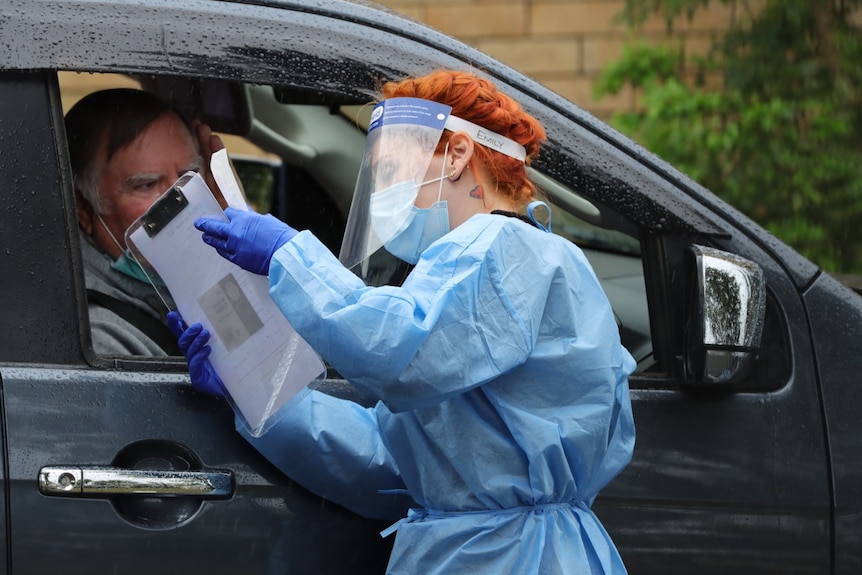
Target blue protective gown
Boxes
[241,213,636,574]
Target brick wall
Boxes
[375,0,739,118]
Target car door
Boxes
[598,233,831,573]
[540,136,830,573]
[524,102,830,572]
[0,70,392,575]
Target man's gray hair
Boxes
[65,88,194,213]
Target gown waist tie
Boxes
[380,501,585,538]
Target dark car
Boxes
[1,0,860,573]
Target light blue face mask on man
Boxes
[96,213,165,286]
[111,249,164,285]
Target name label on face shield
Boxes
[444,115,526,162]
[476,129,506,150]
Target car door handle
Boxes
[38,466,234,499]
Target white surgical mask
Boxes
[383,201,450,264]
[369,179,425,246]
[369,149,451,263]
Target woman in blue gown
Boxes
[171,69,635,574]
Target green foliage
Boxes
[233,161,276,213]
[598,0,862,274]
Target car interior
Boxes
[59,71,654,372]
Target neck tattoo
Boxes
[469,185,482,199]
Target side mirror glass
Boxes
[684,245,766,385]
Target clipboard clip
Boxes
[142,184,190,238]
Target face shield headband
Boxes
[442,115,526,162]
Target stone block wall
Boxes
[375,0,742,118]
[58,1,743,154]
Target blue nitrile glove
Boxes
[166,311,227,397]
[194,207,298,275]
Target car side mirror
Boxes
[683,245,766,386]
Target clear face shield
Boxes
[339,97,528,285]
[339,97,452,282]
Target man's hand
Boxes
[195,122,230,209]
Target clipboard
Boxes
[125,171,325,437]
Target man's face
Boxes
[87,113,202,259]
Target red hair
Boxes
[381,70,546,208]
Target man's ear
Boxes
[75,190,95,235]
[195,121,231,210]
[448,132,474,180]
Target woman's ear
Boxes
[448,132,474,180]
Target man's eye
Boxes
[131,181,160,193]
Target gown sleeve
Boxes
[267,224,538,412]
[237,388,414,521]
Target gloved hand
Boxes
[166,311,227,397]
[195,207,297,275]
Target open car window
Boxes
[60,71,652,373]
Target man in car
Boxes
[66,88,223,356]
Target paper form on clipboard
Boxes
[125,171,325,437]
